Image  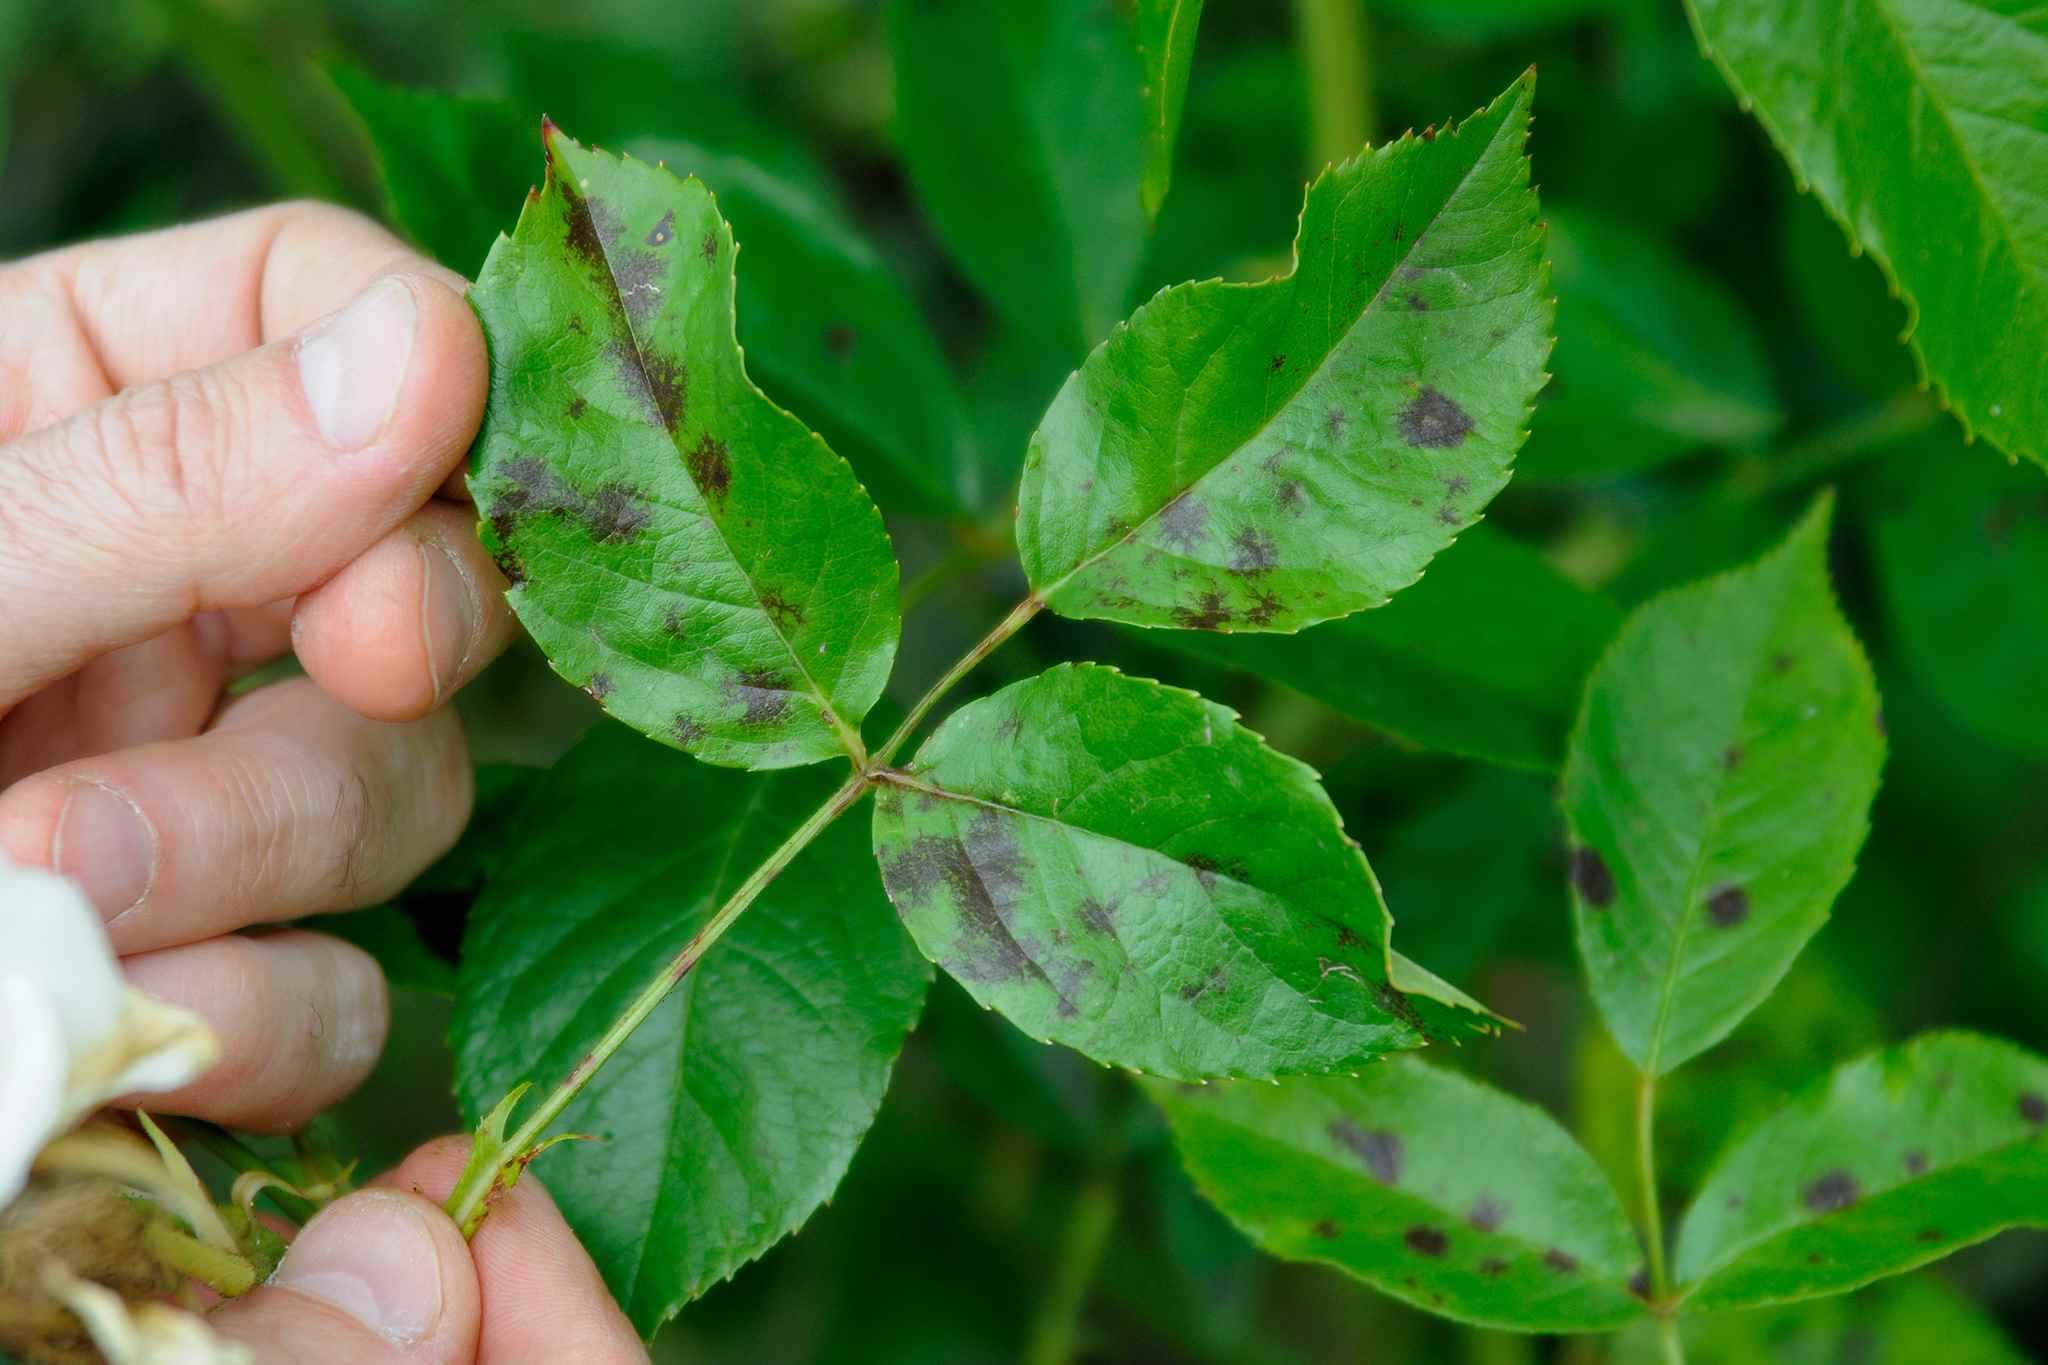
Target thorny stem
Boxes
[875,595,1045,767]
[1022,1173,1118,1365]
[1636,1071,1686,1365]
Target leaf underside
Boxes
[468,124,900,770]
[1687,0,2048,465]
[1676,1032,2048,1312]
[1017,72,1549,634]
[1147,1061,1646,1332]
[1564,495,1885,1075]
[871,663,1494,1081]
[452,723,929,1337]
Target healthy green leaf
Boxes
[453,723,929,1335]
[1870,438,2048,756]
[1521,205,1780,483]
[1145,1062,1647,1332]
[1135,0,1204,218]
[468,124,900,769]
[1155,525,1619,772]
[1687,0,2048,466]
[1016,73,1548,633]
[888,0,1152,356]
[1675,1031,2048,1311]
[1564,496,1884,1074]
[870,663,1493,1081]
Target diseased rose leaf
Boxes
[467,124,900,770]
[1145,1061,1646,1332]
[1016,72,1547,634]
[1675,1032,2048,1312]
[1135,0,1205,218]
[1687,0,2048,466]
[1564,495,1885,1075]
[870,663,1495,1081]
[452,723,929,1337]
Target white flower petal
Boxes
[0,973,67,1209]
[45,1264,256,1365]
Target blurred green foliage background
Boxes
[5,0,2044,1360]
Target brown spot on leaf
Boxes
[823,323,856,357]
[1173,591,1235,631]
[1467,1198,1506,1233]
[1706,884,1749,927]
[2021,1092,2048,1125]
[645,209,676,246]
[1543,1249,1578,1273]
[1246,591,1284,627]
[586,484,651,542]
[1905,1150,1928,1175]
[568,396,587,419]
[1328,1121,1401,1184]
[584,673,613,702]
[1917,1227,1944,1242]
[1229,528,1278,575]
[1436,504,1459,526]
[728,668,791,726]
[1398,386,1474,448]
[670,714,707,746]
[1269,353,1287,373]
[1314,1219,1340,1240]
[700,229,719,262]
[1157,493,1209,553]
[1571,847,1615,908]
[1802,1169,1860,1214]
[761,589,806,629]
[885,813,1058,999]
[1403,1226,1448,1258]
[688,434,732,506]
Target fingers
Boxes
[118,930,387,1130]
[379,1138,648,1364]
[0,265,487,703]
[0,679,472,950]
[294,500,519,723]
[209,1188,482,1364]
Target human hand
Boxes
[0,202,519,1130]
[209,1138,647,1363]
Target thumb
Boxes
[209,1189,481,1364]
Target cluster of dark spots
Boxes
[1247,591,1284,627]
[2021,1092,2048,1125]
[644,209,676,247]
[1571,847,1616,908]
[1802,1169,1860,1214]
[1466,1197,1506,1233]
[1904,1149,1928,1175]
[1705,884,1749,928]
[1330,922,1363,950]
[1374,982,1426,1032]
[1313,1219,1340,1240]
[584,673,614,702]
[608,340,687,433]
[1628,1270,1651,1301]
[1178,965,1228,1001]
[687,434,732,506]
[1269,353,1287,373]
[1328,1120,1402,1184]
[567,396,588,419]
[1543,1249,1578,1273]
[1478,1258,1509,1279]
[1917,1227,1944,1243]
[1403,1226,1448,1258]
[1173,591,1235,631]
[760,589,806,629]
[726,668,792,726]
[491,544,526,586]
[558,179,611,271]
[700,229,719,262]
[1445,475,1469,498]
[1157,492,1209,553]
[823,324,856,357]
[1406,292,1429,312]
[1724,744,1744,770]
[1228,528,1279,575]
[587,483,653,542]
[1324,406,1347,442]
[669,714,708,746]
[1771,653,1795,674]
[493,456,651,546]
[1078,897,1117,935]
[1398,386,1474,449]
[1436,504,1460,527]
[886,812,1051,994]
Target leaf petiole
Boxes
[1636,1070,1685,1363]
[874,595,1044,767]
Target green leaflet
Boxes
[1016,73,1548,634]
[888,0,1152,356]
[452,724,929,1336]
[1145,1062,1646,1332]
[1155,525,1620,772]
[1674,1032,2048,1311]
[870,663,1493,1081]
[1521,205,1780,483]
[468,124,900,770]
[1135,0,1204,218]
[1563,496,1884,1074]
[341,71,980,518]
[1870,437,2048,756]
[1611,1274,2030,1364]
[1687,0,2048,466]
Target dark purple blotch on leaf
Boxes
[1397,386,1474,449]
[1706,884,1749,927]
[1571,847,1615,908]
[1403,1226,1448,1258]
[1327,1120,1400,1185]
[1802,1169,1860,1214]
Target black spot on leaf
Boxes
[670,714,707,746]
[491,545,525,586]
[1904,1149,1928,1175]
[885,813,1056,999]
[700,229,719,262]
[1246,591,1284,627]
[823,323,856,357]
[1328,1120,1401,1184]
[1313,1219,1340,1240]
[1157,493,1209,553]
[2021,1092,2048,1125]
[1571,847,1615,908]
[613,250,665,326]
[688,435,732,506]
[584,673,613,701]
[1917,1227,1944,1243]
[568,396,587,419]
[728,668,791,726]
[1628,1270,1651,1300]
[1467,1198,1506,1233]
[1178,965,1227,1001]
[1229,528,1278,575]
[1324,407,1347,441]
[761,589,806,629]
[1173,592,1235,631]
[1444,474,1469,496]
[1269,353,1287,373]
[1543,1249,1578,1273]
[1079,897,1117,935]
[1802,1169,1860,1214]
[1724,744,1743,770]
[586,484,651,542]
[1277,481,1304,514]
[644,209,676,246]
[1404,1226,1448,1258]
[1706,884,1749,927]
[1406,292,1429,311]
[1397,387,1473,449]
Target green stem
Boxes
[1292,0,1374,169]
[1636,1071,1685,1364]
[444,770,873,1234]
[143,1220,257,1298]
[159,1118,318,1225]
[1740,388,1939,495]
[1022,1173,1118,1365]
[874,595,1044,767]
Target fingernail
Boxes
[297,276,418,452]
[417,539,478,705]
[274,1192,445,1343]
[53,780,157,921]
